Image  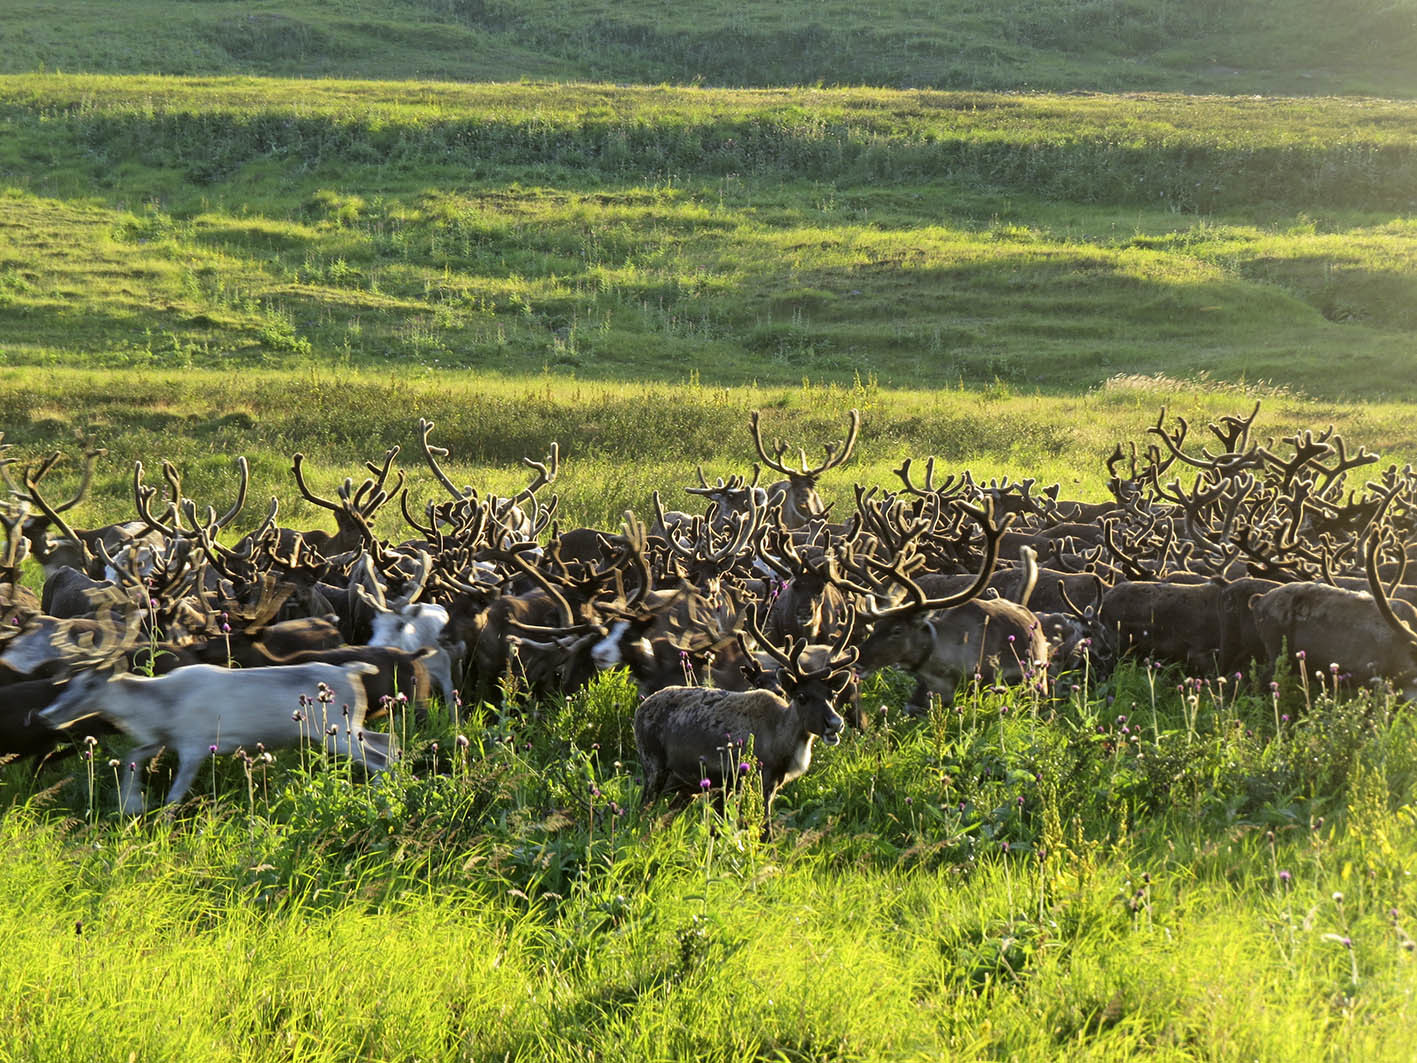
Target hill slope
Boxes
[3,76,1416,401]
[5,0,1417,97]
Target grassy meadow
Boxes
[3,6,1417,1058]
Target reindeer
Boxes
[414,419,559,546]
[39,659,389,813]
[635,611,857,832]
[854,502,1048,711]
[6,448,167,580]
[348,551,459,707]
[283,448,402,558]
[749,408,860,528]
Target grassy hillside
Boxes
[3,77,1416,404]
[6,0,1417,97]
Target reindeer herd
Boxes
[2,403,1416,824]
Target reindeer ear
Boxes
[826,670,853,695]
[776,669,799,698]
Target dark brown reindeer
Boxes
[635,609,858,833]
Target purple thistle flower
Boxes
[699,777,711,790]
[208,744,218,754]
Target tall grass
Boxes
[2,367,1416,531]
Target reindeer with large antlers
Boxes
[7,445,161,580]
[415,419,559,547]
[283,448,402,558]
[749,408,861,528]
[1248,468,1417,694]
[853,501,1049,711]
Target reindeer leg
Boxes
[161,746,209,808]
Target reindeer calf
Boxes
[39,661,389,812]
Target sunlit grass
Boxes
[3,76,1417,398]
[3,663,1416,1060]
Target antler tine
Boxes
[510,442,560,507]
[797,408,861,479]
[417,418,471,501]
[207,455,251,531]
[1312,434,1379,497]
[23,462,93,565]
[1057,576,1104,619]
[827,606,860,671]
[291,453,343,513]
[748,410,796,478]
[399,488,438,539]
[1204,400,1263,454]
[501,548,578,628]
[1366,522,1417,649]
[1146,408,1233,474]
[617,510,654,609]
[1101,518,1153,581]
[46,447,106,516]
[0,500,29,570]
[864,499,1011,619]
[744,605,807,674]
[363,446,401,492]
[652,491,697,562]
[132,460,178,537]
[388,549,432,610]
[355,468,407,520]
[894,455,940,497]
[159,459,198,534]
[0,433,17,498]
[821,545,877,598]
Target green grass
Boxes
[2,77,1417,402]
[6,0,1417,97]
[3,664,1417,1060]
